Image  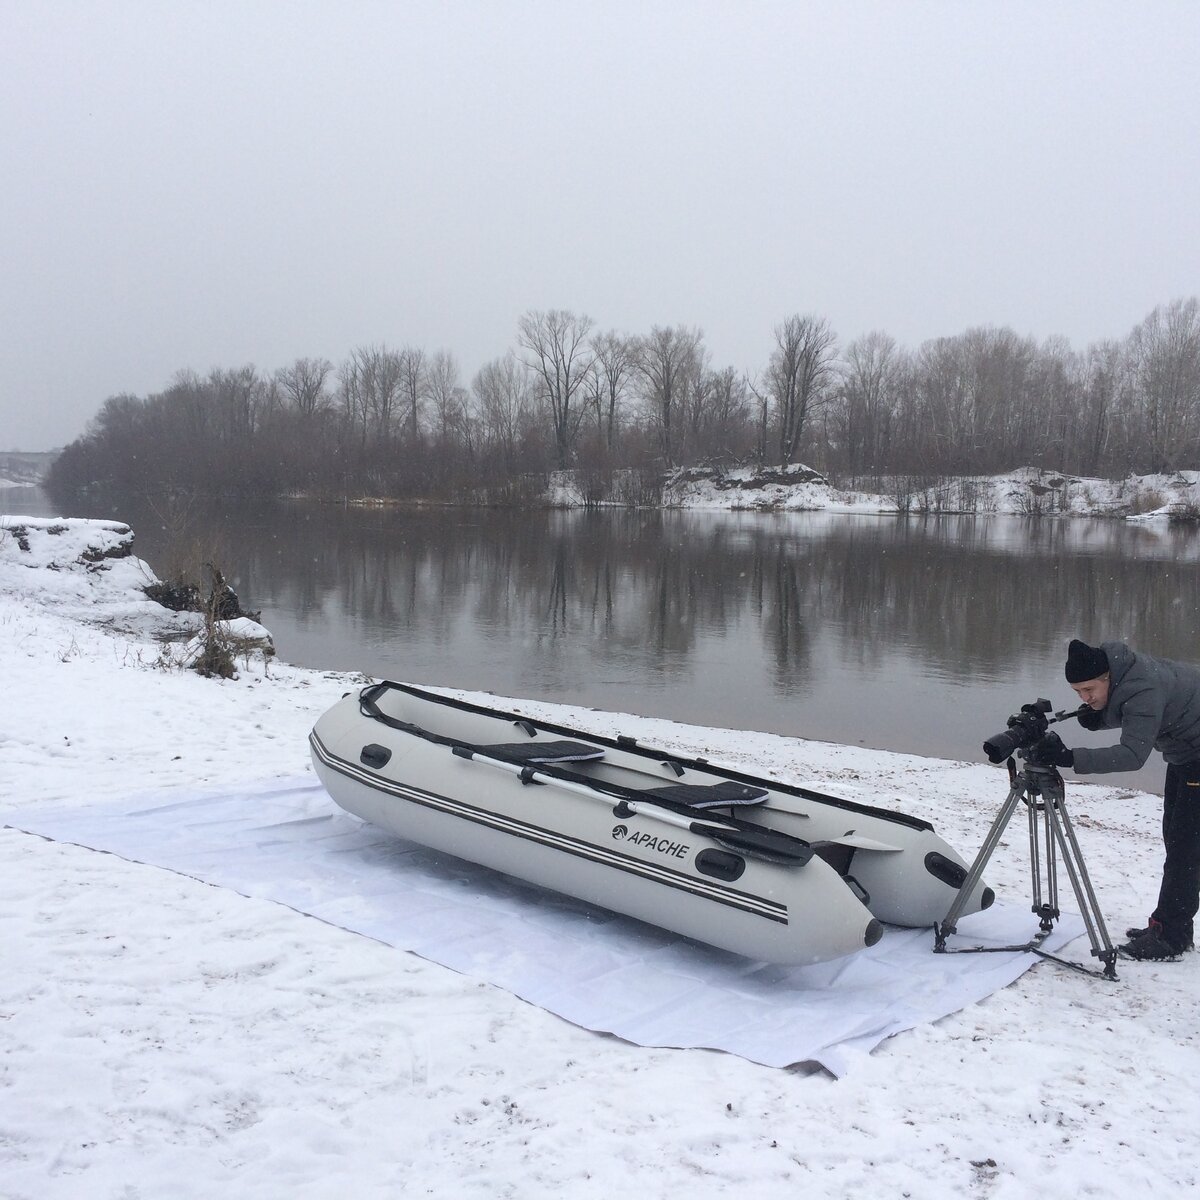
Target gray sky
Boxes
[2,1,1197,451]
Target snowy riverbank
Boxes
[2,516,1199,1197]
[548,464,1200,519]
[17,460,1200,521]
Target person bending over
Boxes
[1039,639,1200,961]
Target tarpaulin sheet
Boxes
[4,777,1085,1076]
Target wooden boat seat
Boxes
[638,782,769,809]
[479,740,606,765]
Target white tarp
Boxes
[5,777,1084,1076]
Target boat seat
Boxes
[639,781,769,809]
[478,740,606,765]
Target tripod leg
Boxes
[936,784,1024,946]
[1027,796,1043,917]
[1041,798,1060,932]
[1046,795,1117,976]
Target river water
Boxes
[8,483,1198,796]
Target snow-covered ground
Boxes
[3,515,1199,1198]
[550,464,1200,519]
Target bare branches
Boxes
[590,330,637,454]
[634,325,704,467]
[473,353,533,466]
[42,295,1200,505]
[275,358,333,418]
[768,315,838,465]
[518,309,595,469]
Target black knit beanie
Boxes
[1065,639,1109,684]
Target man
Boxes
[1041,639,1200,961]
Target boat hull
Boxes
[310,683,991,966]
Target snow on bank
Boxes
[2,516,1199,1197]
[550,463,1200,519]
[662,463,891,513]
[0,516,274,666]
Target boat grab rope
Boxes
[361,679,935,833]
[356,683,815,866]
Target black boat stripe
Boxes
[310,733,790,924]
[311,734,787,921]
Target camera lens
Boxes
[983,730,1020,763]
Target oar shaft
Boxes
[464,750,728,833]
[621,799,699,834]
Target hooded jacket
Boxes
[1072,641,1200,774]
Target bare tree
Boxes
[1080,339,1124,475]
[207,366,268,463]
[912,336,970,471]
[1127,298,1200,471]
[399,347,427,444]
[962,327,1039,469]
[745,372,771,463]
[371,348,406,439]
[635,325,703,467]
[518,309,595,468]
[338,353,369,447]
[339,345,407,447]
[275,357,333,418]
[426,350,465,445]
[768,315,838,464]
[1032,335,1079,472]
[834,331,898,475]
[590,330,636,453]
[473,353,532,465]
[704,366,754,460]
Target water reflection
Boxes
[10,483,1198,795]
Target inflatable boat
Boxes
[310,682,992,966]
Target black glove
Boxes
[1034,732,1074,768]
[1077,707,1106,731]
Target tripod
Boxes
[934,754,1118,980]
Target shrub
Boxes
[1130,488,1167,516]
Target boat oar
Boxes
[617,798,814,865]
[455,748,814,867]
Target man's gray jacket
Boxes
[1072,641,1200,774]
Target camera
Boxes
[982,699,1090,765]
[983,699,1052,764]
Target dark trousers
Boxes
[1151,760,1200,948]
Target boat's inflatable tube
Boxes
[309,682,992,966]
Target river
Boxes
[8,483,1197,796]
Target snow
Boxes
[635,463,1200,519]
[3,514,1200,1197]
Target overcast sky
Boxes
[2,2,1197,450]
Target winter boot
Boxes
[1123,917,1194,951]
[1118,926,1188,961]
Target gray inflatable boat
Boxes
[310,682,992,966]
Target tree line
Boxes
[47,297,1200,503]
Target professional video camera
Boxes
[983,698,1088,765]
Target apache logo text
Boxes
[611,825,689,859]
